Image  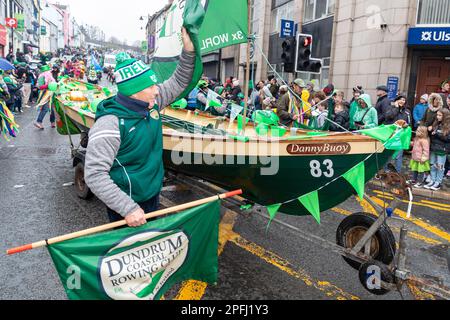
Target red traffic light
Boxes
[300,36,312,47]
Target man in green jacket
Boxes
[85,28,195,227]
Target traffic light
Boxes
[295,34,322,74]
[281,37,296,73]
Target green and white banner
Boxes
[48,201,220,300]
[199,0,248,54]
[151,0,248,104]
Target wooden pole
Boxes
[242,0,251,134]
[7,189,243,255]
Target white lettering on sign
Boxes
[115,61,150,84]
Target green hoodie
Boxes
[353,94,378,129]
[95,97,164,203]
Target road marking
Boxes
[356,197,378,215]
[175,205,359,300]
[331,208,442,246]
[174,210,239,301]
[230,236,360,300]
[407,283,436,300]
[371,197,450,243]
[372,190,450,212]
[420,200,450,209]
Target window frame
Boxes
[416,0,450,26]
[303,0,335,25]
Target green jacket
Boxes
[353,94,378,129]
[95,97,164,203]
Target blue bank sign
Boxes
[408,27,450,46]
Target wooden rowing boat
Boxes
[54,79,394,216]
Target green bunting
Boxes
[298,191,321,224]
[266,203,282,231]
[237,115,250,134]
[343,162,366,200]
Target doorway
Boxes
[416,57,450,104]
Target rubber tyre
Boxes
[75,163,93,200]
[358,260,395,296]
[336,213,396,270]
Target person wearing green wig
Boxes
[85,28,195,228]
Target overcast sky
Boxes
[54,0,170,44]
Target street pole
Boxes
[243,0,251,134]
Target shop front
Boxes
[407,26,450,105]
[0,24,7,57]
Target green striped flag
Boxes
[48,201,220,300]
[151,0,248,104]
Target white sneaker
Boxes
[414,182,424,189]
[425,176,432,184]
[430,183,442,191]
[424,181,435,189]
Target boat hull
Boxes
[162,132,393,216]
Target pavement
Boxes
[0,95,449,301]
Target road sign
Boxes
[387,76,399,101]
[5,18,17,29]
[280,19,295,38]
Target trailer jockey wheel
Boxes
[359,260,395,296]
[75,163,93,200]
[336,213,396,270]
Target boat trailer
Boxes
[67,134,450,299]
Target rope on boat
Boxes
[253,38,356,135]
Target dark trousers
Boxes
[107,194,160,223]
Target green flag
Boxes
[151,0,248,105]
[48,201,220,300]
[384,127,413,151]
[151,0,205,104]
[359,125,397,143]
[298,191,321,224]
[343,162,366,200]
[199,0,248,55]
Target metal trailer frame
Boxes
[163,171,450,300]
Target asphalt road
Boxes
[1,90,449,300]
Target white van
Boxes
[103,54,117,69]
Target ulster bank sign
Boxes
[408,27,450,46]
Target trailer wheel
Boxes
[336,213,396,270]
[359,260,395,296]
[75,162,93,200]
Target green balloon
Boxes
[171,99,188,109]
[90,98,104,113]
[102,87,112,97]
[48,82,59,92]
